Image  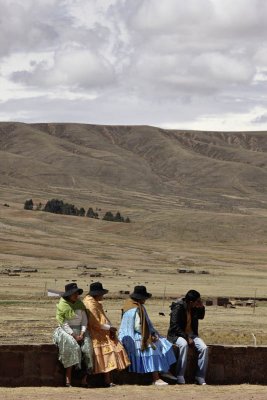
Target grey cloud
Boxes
[110,0,264,101]
[0,87,256,128]
[252,113,267,124]
[128,0,267,38]
[10,47,116,89]
[0,0,60,56]
[0,0,111,57]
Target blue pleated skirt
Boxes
[122,333,176,373]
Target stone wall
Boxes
[0,344,266,387]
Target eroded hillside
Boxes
[0,122,266,211]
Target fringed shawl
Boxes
[122,298,153,351]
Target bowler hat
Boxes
[89,282,109,296]
[63,282,83,298]
[130,285,152,300]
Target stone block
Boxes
[208,363,225,383]
[24,351,40,379]
[0,351,24,379]
[0,344,267,386]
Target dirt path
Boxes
[0,385,266,400]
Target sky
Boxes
[1,0,267,131]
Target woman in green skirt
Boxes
[53,283,93,387]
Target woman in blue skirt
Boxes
[118,285,176,385]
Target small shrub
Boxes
[24,199,33,210]
[79,207,86,217]
[86,207,99,219]
[103,211,114,221]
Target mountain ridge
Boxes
[0,122,266,208]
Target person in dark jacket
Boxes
[167,289,208,385]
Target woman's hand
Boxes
[109,326,117,340]
[72,333,84,342]
[151,334,159,342]
[188,337,194,347]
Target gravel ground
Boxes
[0,385,267,400]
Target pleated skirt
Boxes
[53,326,93,370]
[122,334,176,373]
[92,337,130,374]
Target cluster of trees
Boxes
[103,211,130,223]
[86,207,99,219]
[24,199,131,223]
[24,199,42,211]
[43,199,85,216]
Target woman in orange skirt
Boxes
[83,282,130,386]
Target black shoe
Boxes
[160,372,177,381]
[81,383,90,388]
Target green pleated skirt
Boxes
[53,326,93,370]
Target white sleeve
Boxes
[134,310,141,333]
[62,322,73,335]
[100,323,111,330]
[81,310,88,333]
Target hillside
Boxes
[1,122,267,303]
[0,122,267,248]
[0,122,267,212]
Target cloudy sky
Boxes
[1,0,267,131]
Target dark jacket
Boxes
[167,297,205,343]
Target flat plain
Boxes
[1,185,267,345]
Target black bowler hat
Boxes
[89,282,109,296]
[63,282,83,298]
[130,285,152,300]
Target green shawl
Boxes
[56,297,86,325]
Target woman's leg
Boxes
[104,371,112,384]
[103,371,116,387]
[152,372,160,382]
[81,373,88,386]
[65,366,72,386]
[152,372,168,386]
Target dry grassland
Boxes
[0,297,267,346]
[0,186,267,346]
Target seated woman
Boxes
[118,285,176,386]
[53,283,93,387]
[83,282,130,387]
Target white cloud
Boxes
[11,46,116,89]
[191,52,255,84]
[129,0,211,33]
[0,0,267,129]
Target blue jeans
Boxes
[175,336,208,384]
